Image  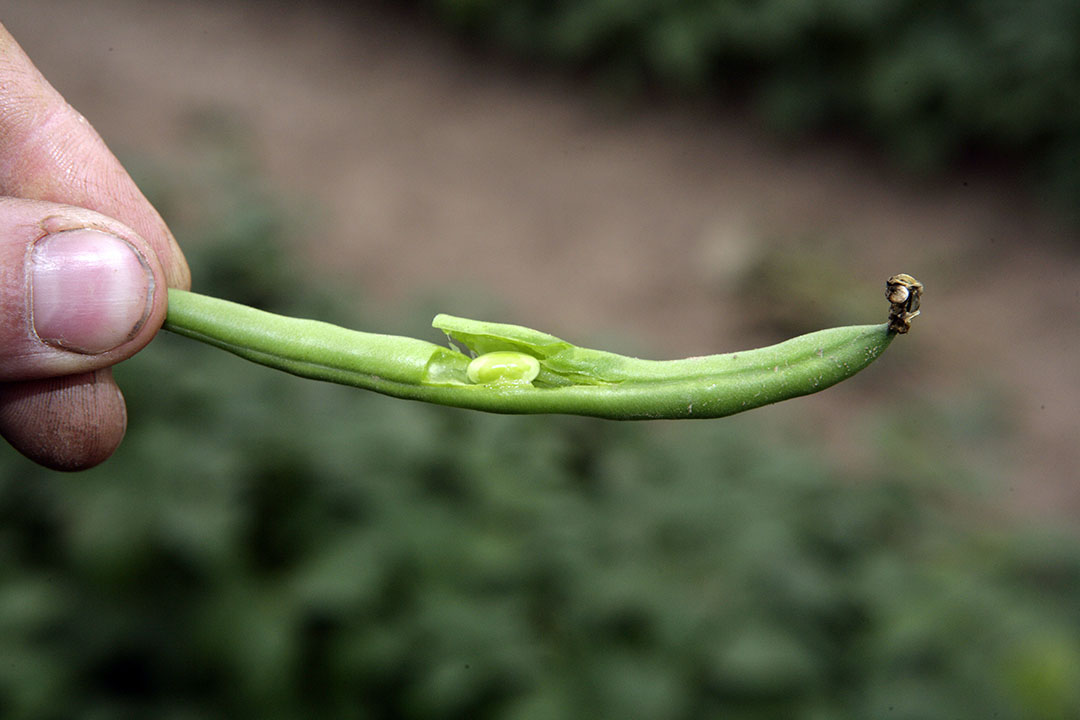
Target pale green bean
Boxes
[162,274,920,419]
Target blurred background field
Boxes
[1,1,1079,718]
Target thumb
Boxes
[0,199,168,471]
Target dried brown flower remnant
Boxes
[887,273,923,334]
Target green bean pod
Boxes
[163,276,918,419]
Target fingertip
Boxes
[0,368,127,471]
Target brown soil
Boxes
[4,1,1077,516]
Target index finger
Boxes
[0,23,190,288]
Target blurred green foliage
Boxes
[422,0,1080,214]
[2,148,1079,719]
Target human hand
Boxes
[0,24,190,471]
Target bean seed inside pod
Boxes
[466,351,541,385]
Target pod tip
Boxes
[886,273,923,334]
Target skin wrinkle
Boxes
[0,205,38,376]
[4,106,124,218]
[0,53,55,181]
